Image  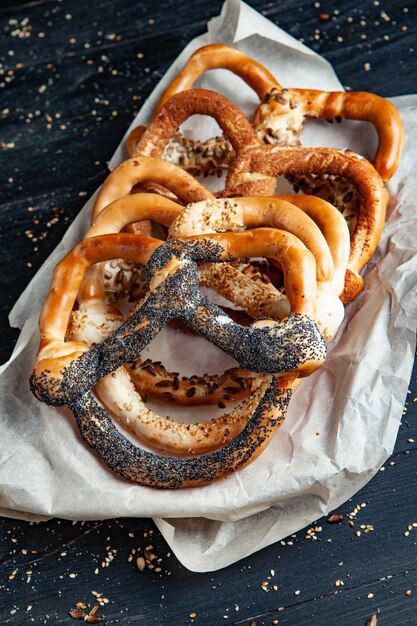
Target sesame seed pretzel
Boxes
[225,145,389,303]
[136,43,403,184]
[30,235,326,486]
[130,88,275,196]
[127,44,402,243]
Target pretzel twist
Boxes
[31,234,326,484]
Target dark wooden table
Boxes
[0,1,416,624]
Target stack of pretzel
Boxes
[30,45,403,489]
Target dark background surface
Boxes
[0,0,416,624]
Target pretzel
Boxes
[225,145,389,303]
[131,89,275,196]
[143,44,403,184]
[31,234,326,485]
[254,87,403,184]
[69,194,347,456]
[125,194,349,406]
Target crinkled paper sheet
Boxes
[1,0,416,572]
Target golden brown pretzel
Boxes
[131,89,275,196]
[225,145,389,303]
[31,234,326,485]
[93,155,214,220]
[147,43,403,183]
[156,43,278,112]
[254,87,403,183]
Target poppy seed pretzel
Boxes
[30,234,326,486]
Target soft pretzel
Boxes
[254,87,403,183]
[31,235,326,485]
[131,89,275,196]
[143,44,403,184]
[126,45,400,248]
[225,145,389,303]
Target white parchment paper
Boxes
[1,0,416,572]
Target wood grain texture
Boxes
[0,0,416,624]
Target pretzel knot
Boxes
[30,235,326,488]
